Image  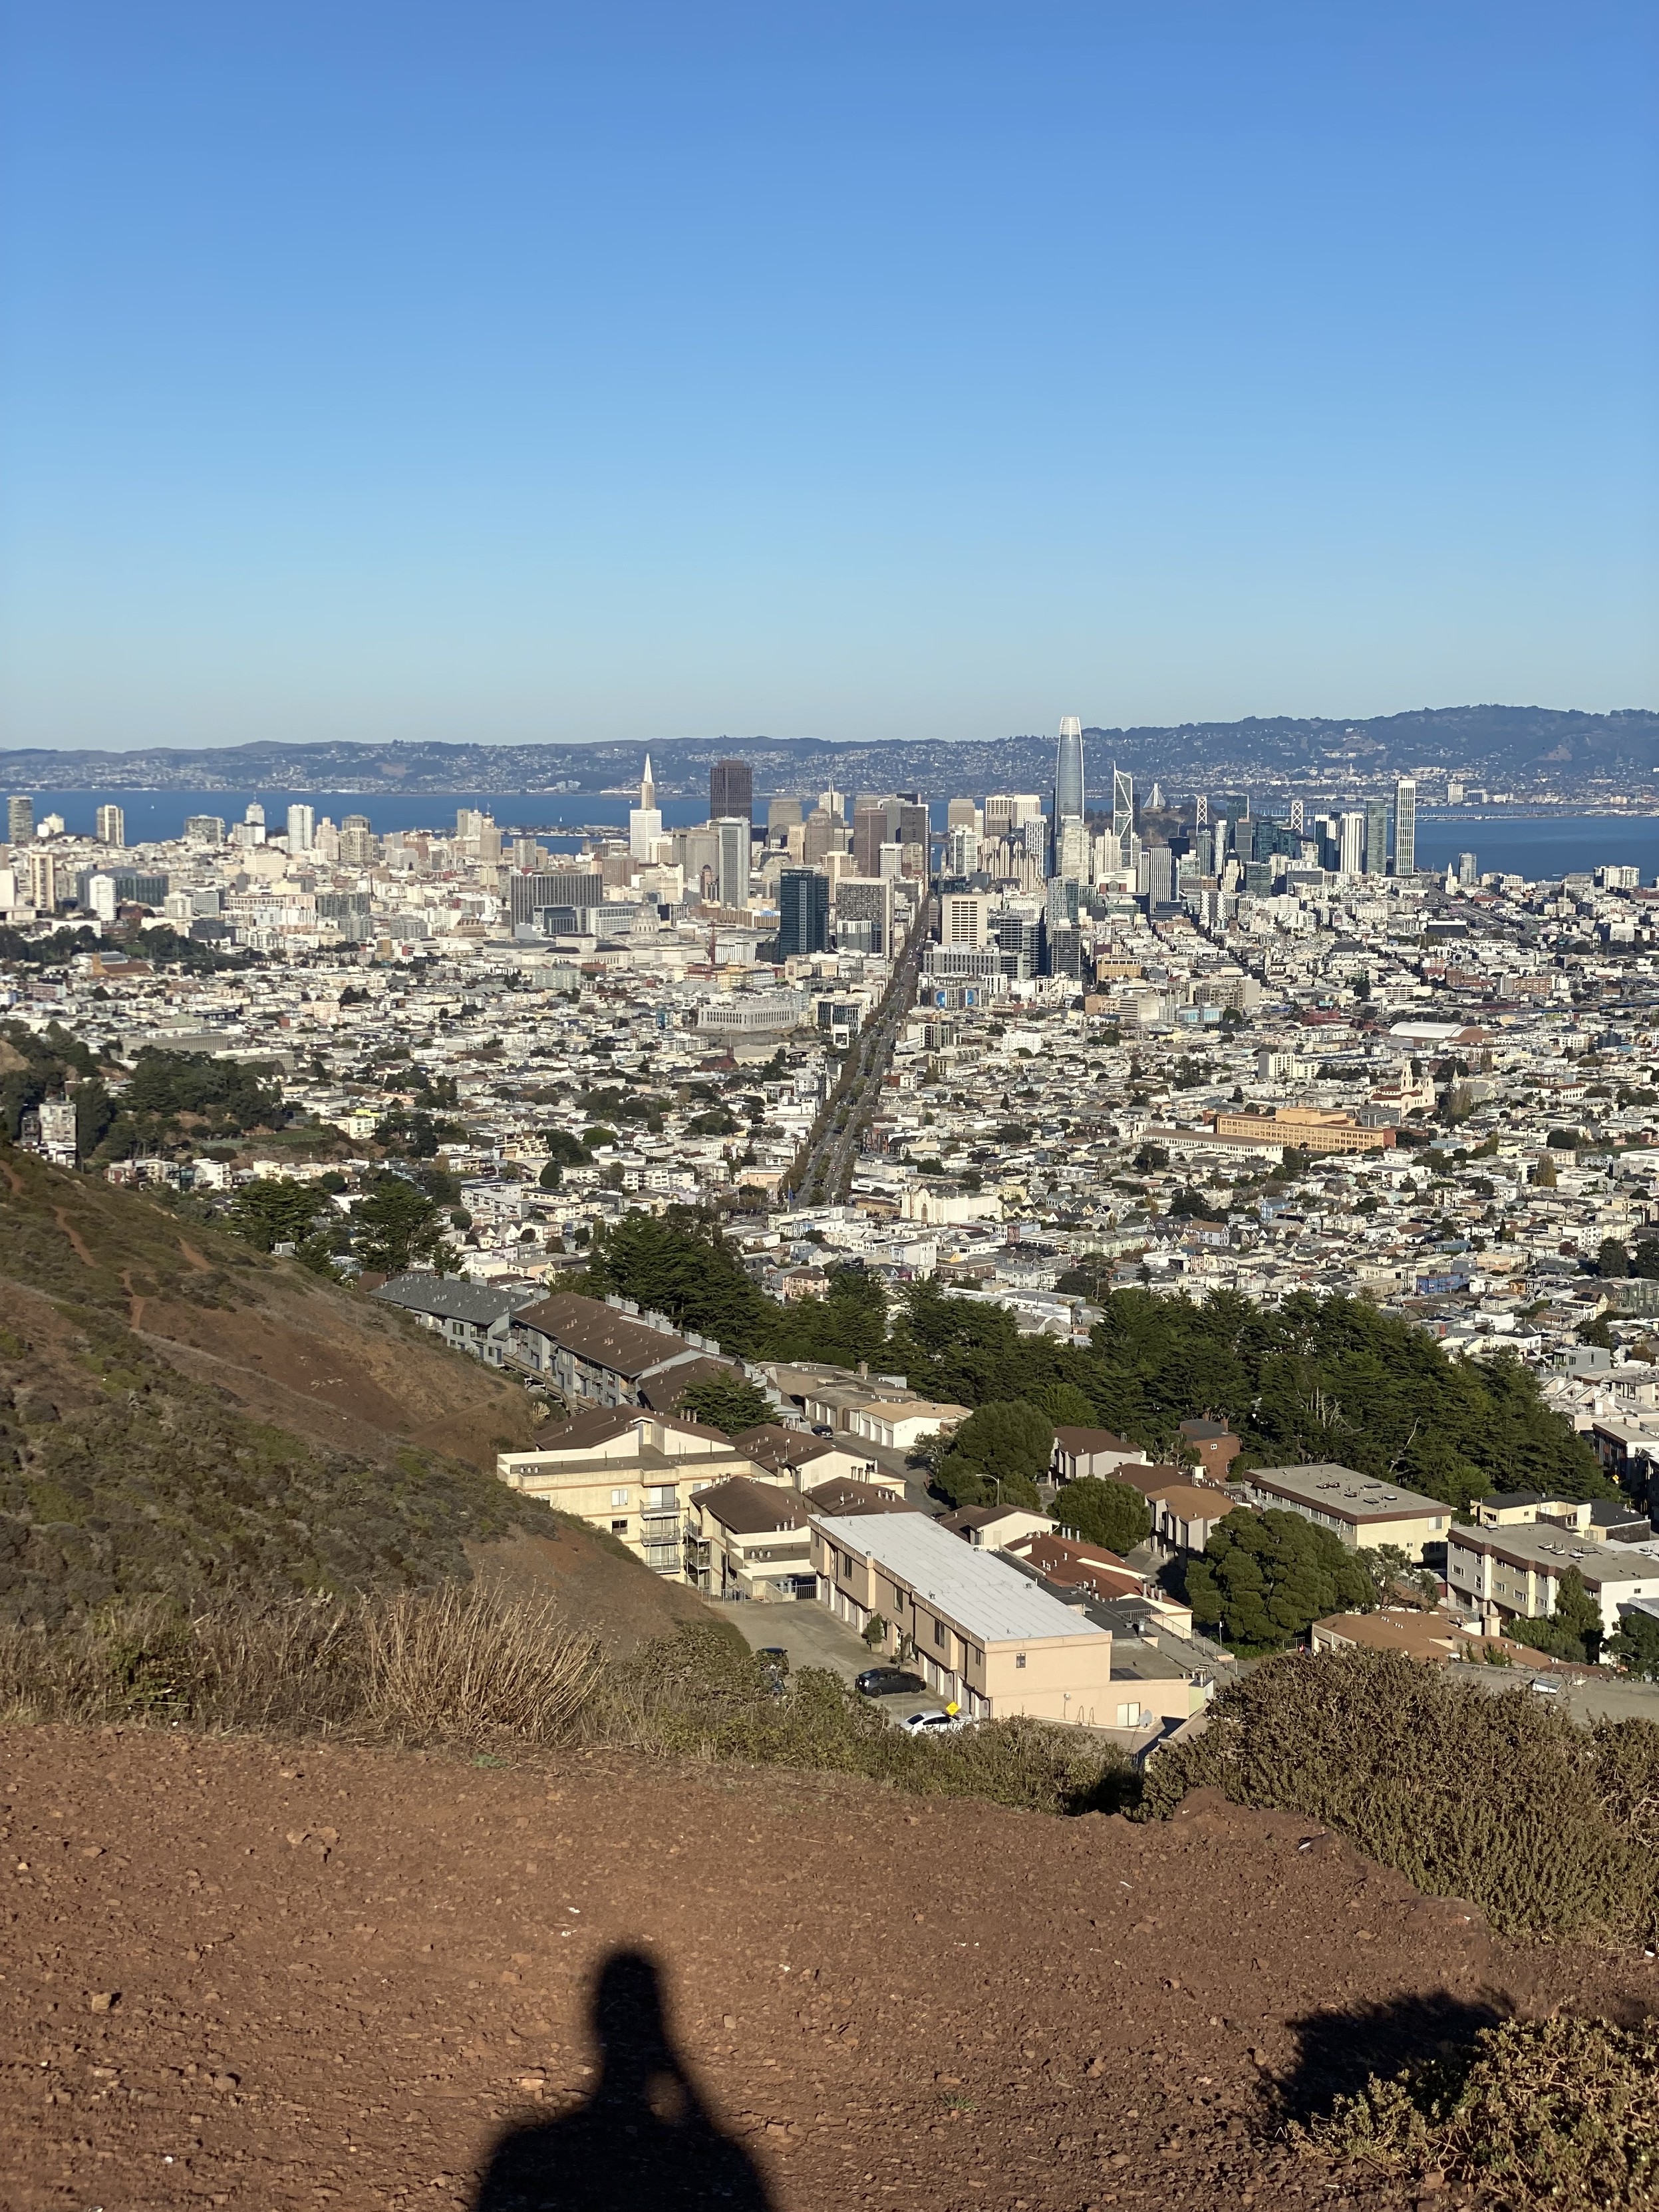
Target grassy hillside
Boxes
[0,1147,694,1638]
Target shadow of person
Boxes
[473,1949,774,2211]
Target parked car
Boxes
[855,1666,925,1697]
[1529,1676,1563,1696]
[899,1709,967,1736]
[756,1647,790,1676]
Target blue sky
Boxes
[1,1,1654,750]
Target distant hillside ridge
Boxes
[3,703,1656,799]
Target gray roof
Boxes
[374,1272,536,1327]
[1247,1463,1446,1521]
[810,1512,1110,1647]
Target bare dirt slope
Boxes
[1,1726,1648,2212]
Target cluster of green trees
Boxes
[0,1022,111,1152]
[581,1211,1610,1521]
[0,923,251,973]
[228,1169,450,1278]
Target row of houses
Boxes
[381,1273,1659,1653]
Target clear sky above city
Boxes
[1,1,1654,752]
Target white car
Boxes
[899,1709,969,1736]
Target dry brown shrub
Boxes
[0,1586,600,1750]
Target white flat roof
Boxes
[811,1512,1109,1645]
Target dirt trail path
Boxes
[50,1205,95,1266]
[1,1726,1646,2212]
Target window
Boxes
[1115,1702,1143,1727]
[1014,1653,1026,1670]
[933,1617,946,1647]
[610,1488,629,1508]
[611,1519,629,1535]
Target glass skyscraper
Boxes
[1054,715,1084,822]
[1392,778,1416,877]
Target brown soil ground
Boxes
[464,1524,718,1653]
[2,1726,1650,2212]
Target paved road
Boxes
[788,895,933,1203]
[1461,1659,1659,1726]
[709,1593,946,1720]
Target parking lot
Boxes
[710,1593,949,1724]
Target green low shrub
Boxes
[1139,1647,1659,1941]
[600,1622,1135,1816]
[1298,2014,1659,2211]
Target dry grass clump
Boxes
[0,1586,600,1750]
[1138,1647,1659,1941]
[601,1622,1135,1816]
[1298,2014,1659,2211]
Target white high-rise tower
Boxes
[629,753,663,862]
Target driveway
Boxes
[710,1595,947,1720]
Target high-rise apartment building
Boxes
[94,804,126,848]
[1056,816,1090,883]
[1457,851,1478,886]
[944,825,980,876]
[710,759,753,823]
[340,814,375,866]
[1054,715,1085,823]
[286,803,315,853]
[1364,798,1389,875]
[184,815,226,846]
[25,850,59,911]
[777,869,830,957]
[1338,810,1366,874]
[8,796,34,845]
[715,817,751,909]
[946,797,980,833]
[939,893,988,949]
[1392,778,1417,877]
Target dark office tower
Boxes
[1054,715,1085,822]
[778,868,830,957]
[710,758,753,823]
[1364,798,1389,875]
[897,801,929,854]
[853,805,888,879]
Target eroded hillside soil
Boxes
[2,1727,1653,2211]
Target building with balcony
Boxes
[683,1476,815,1599]
[498,1408,788,1577]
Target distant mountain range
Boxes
[4,705,1656,799]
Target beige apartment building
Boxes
[497,1408,787,1576]
[1239,1463,1449,1562]
[1211,1105,1395,1156]
[684,1476,816,1600]
[1445,1519,1659,1638]
[810,1511,1115,1723]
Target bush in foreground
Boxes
[1139,1647,1659,1941]
[1298,2014,1659,2211]
[599,1622,1136,1816]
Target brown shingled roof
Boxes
[512,1291,699,1379]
